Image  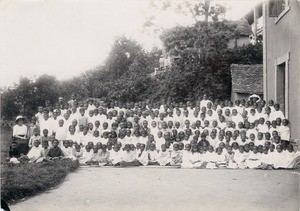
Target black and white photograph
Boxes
[0,0,299,210]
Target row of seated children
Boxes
[9,137,299,169]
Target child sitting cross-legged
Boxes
[147,143,159,165]
[109,145,122,166]
[26,139,44,163]
[47,139,64,160]
[98,145,110,166]
[170,143,182,166]
[7,142,21,164]
[61,140,77,160]
[120,144,139,167]
[156,144,171,166]
[86,146,101,165]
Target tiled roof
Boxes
[231,64,263,94]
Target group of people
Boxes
[8,94,300,169]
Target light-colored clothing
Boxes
[148,150,159,162]
[61,146,77,160]
[110,150,122,165]
[121,150,136,162]
[136,150,149,166]
[13,124,28,137]
[27,146,43,162]
[245,152,261,168]
[28,135,42,148]
[157,150,171,166]
[170,150,182,165]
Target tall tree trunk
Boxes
[204,0,210,23]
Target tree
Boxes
[175,0,226,23]
[103,36,144,80]
[159,21,237,100]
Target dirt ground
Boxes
[9,167,299,211]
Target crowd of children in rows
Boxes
[9,94,300,169]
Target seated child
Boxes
[214,147,227,168]
[120,144,138,167]
[245,146,261,169]
[27,139,43,163]
[148,143,159,165]
[7,142,21,163]
[41,129,49,146]
[272,145,291,169]
[73,144,83,159]
[41,141,50,158]
[170,143,182,166]
[80,145,93,164]
[284,145,300,169]
[181,144,192,168]
[260,146,273,170]
[204,146,218,169]
[61,140,77,160]
[136,143,149,166]
[225,146,238,169]
[87,146,101,165]
[157,144,171,166]
[109,145,122,166]
[47,139,64,160]
[98,145,110,166]
[233,146,248,169]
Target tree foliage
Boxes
[1,2,263,120]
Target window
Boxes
[269,0,289,17]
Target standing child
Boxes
[278,119,290,146]
[27,117,39,138]
[28,128,41,149]
[54,119,67,144]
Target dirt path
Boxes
[9,167,299,211]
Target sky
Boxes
[0,0,262,87]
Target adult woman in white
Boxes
[13,116,29,155]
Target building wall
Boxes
[264,0,300,140]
